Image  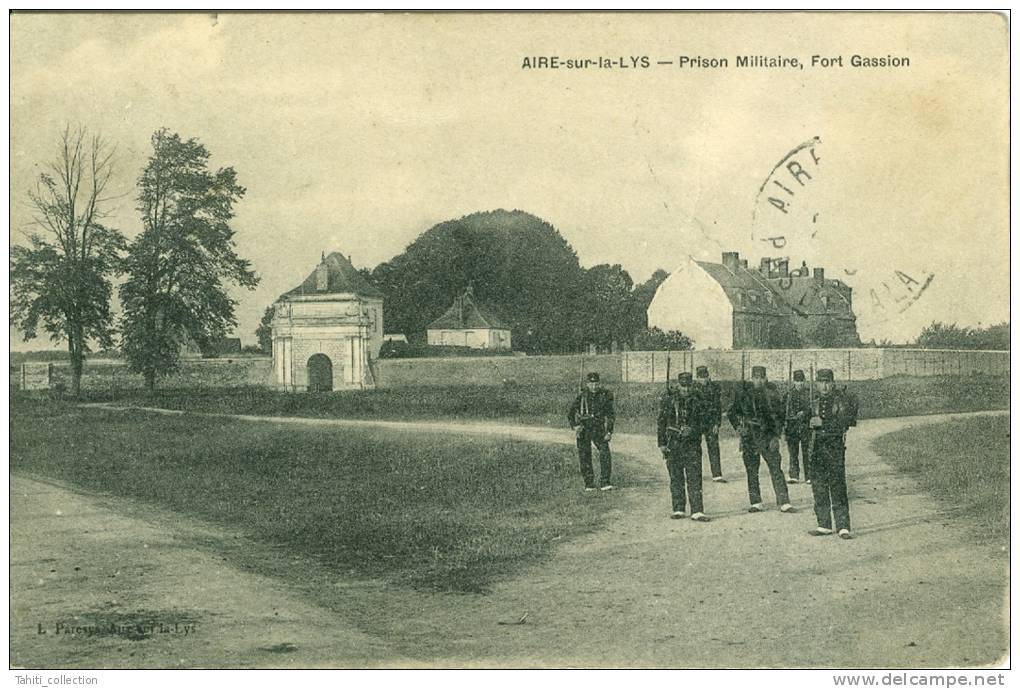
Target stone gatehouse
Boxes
[270,252,384,391]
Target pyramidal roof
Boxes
[280,252,384,300]
[427,289,507,330]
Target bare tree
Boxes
[11,125,126,396]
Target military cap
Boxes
[586,372,600,383]
[695,365,710,378]
[792,369,805,382]
[751,365,767,379]
[816,368,835,382]
[676,372,693,386]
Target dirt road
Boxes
[11,408,1008,668]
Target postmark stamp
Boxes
[751,136,935,337]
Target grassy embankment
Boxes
[83,374,1010,435]
[871,414,1009,541]
[11,395,642,593]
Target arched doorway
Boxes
[307,353,333,392]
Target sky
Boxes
[9,12,1010,348]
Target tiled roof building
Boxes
[648,251,859,349]
[427,287,511,349]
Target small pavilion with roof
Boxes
[426,286,511,350]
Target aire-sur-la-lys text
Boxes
[521,54,910,70]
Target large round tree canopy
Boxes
[370,210,588,354]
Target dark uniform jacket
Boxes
[812,389,859,438]
[782,386,812,437]
[568,387,615,437]
[695,381,723,429]
[726,382,784,439]
[657,391,704,450]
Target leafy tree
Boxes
[370,210,587,354]
[632,326,694,351]
[10,126,126,396]
[578,264,641,351]
[631,269,670,325]
[970,322,1010,350]
[915,321,1010,350]
[255,305,275,353]
[119,129,258,391]
[366,211,676,353]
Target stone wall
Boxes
[621,348,1009,383]
[44,357,274,391]
[371,353,622,388]
[20,348,1009,392]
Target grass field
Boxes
[871,415,1010,541]
[11,395,639,593]
[78,374,1010,435]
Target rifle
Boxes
[785,365,793,422]
[576,357,593,424]
[665,350,672,396]
[808,363,818,462]
[666,389,694,448]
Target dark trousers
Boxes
[741,433,790,506]
[810,435,851,530]
[785,431,811,480]
[665,443,703,514]
[701,428,722,478]
[577,432,612,488]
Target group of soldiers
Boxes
[567,364,858,539]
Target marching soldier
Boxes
[726,365,796,514]
[782,370,812,484]
[568,372,615,492]
[807,369,858,539]
[657,372,710,521]
[694,365,726,482]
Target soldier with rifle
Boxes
[568,369,616,492]
[726,365,796,514]
[694,365,726,482]
[782,369,812,484]
[657,371,710,521]
[807,368,859,539]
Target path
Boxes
[11,408,1008,667]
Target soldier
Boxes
[694,365,726,482]
[807,369,858,539]
[657,372,710,521]
[726,365,796,514]
[568,371,615,492]
[782,369,812,484]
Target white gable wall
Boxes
[647,256,734,350]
